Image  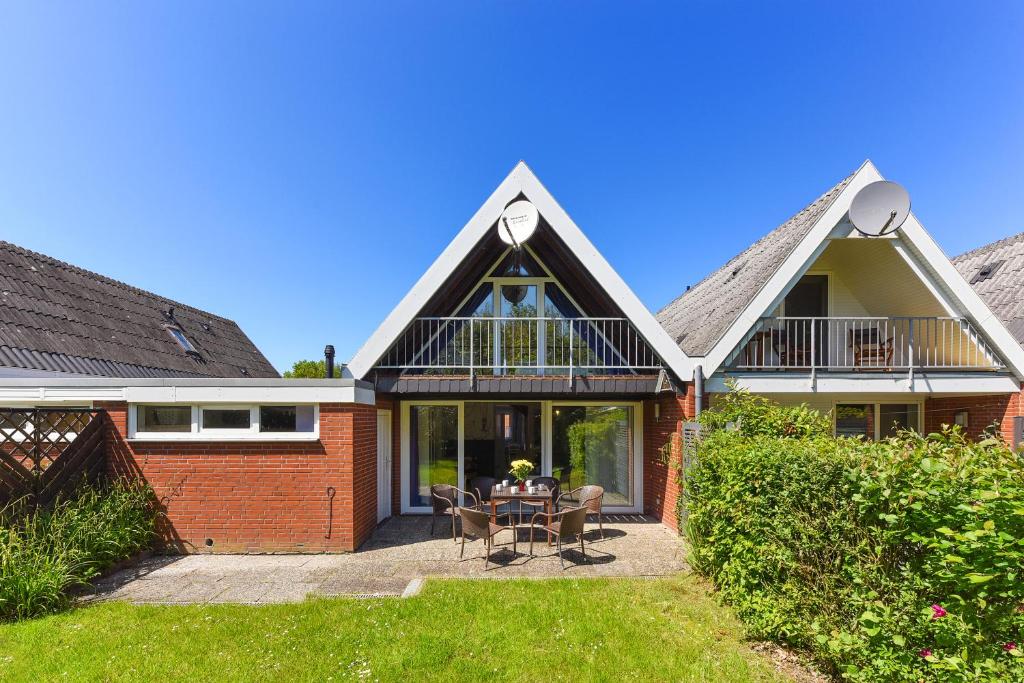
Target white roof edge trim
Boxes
[347,161,694,380]
[700,160,1024,381]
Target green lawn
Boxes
[0,576,789,682]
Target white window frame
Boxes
[831,400,923,441]
[128,403,320,442]
[399,399,643,515]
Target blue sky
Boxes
[1,2,1022,373]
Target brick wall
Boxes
[100,400,379,553]
[924,392,1021,444]
[642,385,694,532]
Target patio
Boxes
[87,515,687,604]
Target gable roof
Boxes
[953,232,1024,345]
[347,162,694,380]
[657,169,855,357]
[0,240,278,378]
[656,160,1024,380]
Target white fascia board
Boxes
[346,161,694,380]
[895,214,1024,380]
[707,373,1020,395]
[700,161,883,376]
[0,378,376,406]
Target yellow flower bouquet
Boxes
[508,459,534,483]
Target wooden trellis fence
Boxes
[0,409,107,508]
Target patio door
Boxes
[377,410,392,523]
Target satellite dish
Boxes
[497,200,539,246]
[849,181,911,237]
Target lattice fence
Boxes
[0,409,107,508]
[678,421,701,528]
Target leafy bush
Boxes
[686,389,1024,681]
[0,479,156,621]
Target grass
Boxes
[0,575,788,682]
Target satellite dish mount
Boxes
[497,199,539,275]
[849,180,911,237]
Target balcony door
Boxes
[783,275,828,366]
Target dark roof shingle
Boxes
[0,241,278,378]
[953,232,1024,346]
[656,169,855,357]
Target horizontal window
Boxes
[129,404,318,440]
[138,406,192,433]
[202,408,251,430]
[260,405,315,433]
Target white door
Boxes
[376,410,392,523]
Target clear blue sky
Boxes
[1,3,1022,373]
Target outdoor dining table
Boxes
[489,485,555,546]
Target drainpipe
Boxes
[324,345,335,379]
[693,365,704,417]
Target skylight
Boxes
[165,325,198,354]
[971,260,1004,284]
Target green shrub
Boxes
[0,479,156,621]
[686,389,1024,681]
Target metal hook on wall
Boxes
[325,486,336,539]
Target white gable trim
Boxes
[699,160,1024,381]
[347,162,693,380]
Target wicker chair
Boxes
[556,484,605,539]
[430,484,479,542]
[458,506,517,568]
[520,476,559,522]
[468,475,511,516]
[529,506,588,569]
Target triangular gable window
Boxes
[376,246,661,376]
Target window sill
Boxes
[128,433,320,443]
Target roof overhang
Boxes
[346,162,694,381]
[0,377,376,405]
[698,161,1024,382]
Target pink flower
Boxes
[918,648,932,658]
[930,604,947,619]
[1005,642,1018,652]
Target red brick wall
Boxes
[642,385,694,532]
[100,401,379,553]
[924,393,1021,444]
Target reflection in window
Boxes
[552,405,633,506]
[835,404,870,439]
[202,408,251,430]
[409,405,458,507]
[879,404,919,439]
[138,406,191,433]
[259,405,315,433]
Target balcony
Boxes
[733,317,1004,373]
[376,317,662,377]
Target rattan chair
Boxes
[520,475,559,521]
[529,506,588,569]
[430,484,480,542]
[556,484,605,539]
[469,475,512,517]
[458,506,517,568]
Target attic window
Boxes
[971,260,1004,284]
[165,325,198,354]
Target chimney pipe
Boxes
[324,345,335,379]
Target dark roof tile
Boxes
[0,240,278,378]
[953,232,1024,346]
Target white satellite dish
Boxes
[849,181,911,237]
[497,200,539,246]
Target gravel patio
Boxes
[87,514,687,604]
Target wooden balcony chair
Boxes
[769,330,812,368]
[430,484,480,542]
[556,484,605,539]
[457,506,517,569]
[849,328,894,368]
[529,505,589,570]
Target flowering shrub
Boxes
[686,389,1024,681]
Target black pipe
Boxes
[324,345,335,379]
[694,364,704,417]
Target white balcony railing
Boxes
[376,317,662,376]
[733,317,1004,372]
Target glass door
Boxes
[551,405,634,507]
[463,403,541,492]
[408,404,459,508]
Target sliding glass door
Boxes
[402,401,641,513]
[551,405,634,507]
